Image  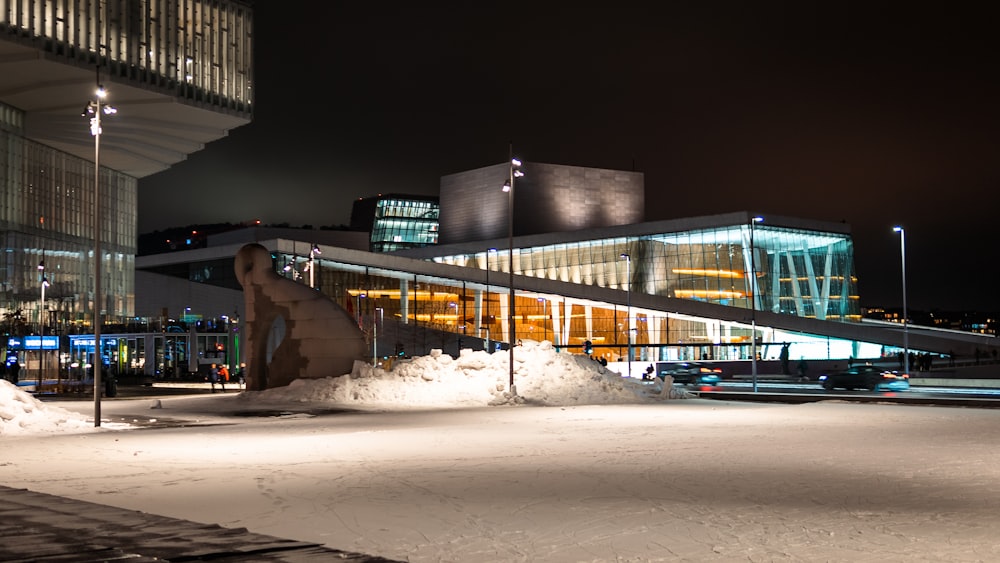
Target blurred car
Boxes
[655,361,722,386]
[819,365,909,391]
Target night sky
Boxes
[137,3,1000,312]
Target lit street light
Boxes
[893,226,909,375]
[750,215,763,392]
[620,252,631,379]
[308,244,321,288]
[83,69,116,427]
[502,146,523,395]
[38,259,49,389]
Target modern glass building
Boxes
[349,194,440,253]
[391,211,863,362]
[139,211,986,377]
[1,0,253,379]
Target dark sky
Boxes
[138,3,1000,312]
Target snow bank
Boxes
[0,380,95,435]
[244,339,671,407]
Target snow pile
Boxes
[246,339,670,407]
[0,380,95,435]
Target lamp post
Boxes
[502,146,523,395]
[893,226,909,375]
[749,216,764,392]
[620,252,631,379]
[374,307,383,366]
[84,70,116,427]
[38,259,48,388]
[308,244,321,289]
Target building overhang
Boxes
[0,40,251,178]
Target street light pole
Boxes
[84,70,115,427]
[750,216,764,392]
[893,226,909,375]
[502,145,523,395]
[38,259,48,389]
[308,244,320,288]
[620,253,631,379]
[374,307,383,366]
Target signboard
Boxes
[13,336,60,350]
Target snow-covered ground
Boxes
[3,340,1000,562]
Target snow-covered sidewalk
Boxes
[3,342,1000,562]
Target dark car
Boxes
[655,361,722,386]
[819,365,909,391]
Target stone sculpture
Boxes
[234,243,367,390]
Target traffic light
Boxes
[584,340,593,355]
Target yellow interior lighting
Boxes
[674,289,745,299]
[672,268,744,278]
[347,289,459,301]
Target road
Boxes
[690,378,1000,407]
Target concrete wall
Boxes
[439,162,644,244]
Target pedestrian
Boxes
[209,364,219,393]
[10,360,20,384]
[779,343,790,375]
[218,365,229,392]
[796,357,809,381]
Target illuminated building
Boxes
[134,210,997,379]
[1,0,253,373]
[350,194,440,252]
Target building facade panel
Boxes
[430,218,861,323]
[1,116,135,331]
[439,162,644,245]
[0,0,254,112]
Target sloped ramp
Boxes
[0,485,401,562]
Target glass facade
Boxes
[2,0,253,382]
[1,105,136,333]
[265,218,872,366]
[432,223,861,322]
[369,197,440,252]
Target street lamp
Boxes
[893,226,909,375]
[502,146,523,395]
[83,69,116,427]
[308,244,321,288]
[38,259,49,389]
[620,252,631,379]
[749,216,764,392]
[372,307,384,367]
